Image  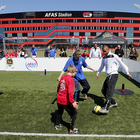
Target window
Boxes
[111,20,118,23]
[33,20,42,23]
[85,32,90,36]
[96,32,102,36]
[77,19,85,22]
[96,19,100,22]
[12,33,17,37]
[119,33,124,36]
[28,33,33,36]
[2,21,8,24]
[79,32,85,36]
[17,33,22,37]
[23,33,27,37]
[100,19,107,23]
[12,21,18,24]
[91,32,96,36]
[22,20,26,23]
[74,32,79,36]
[7,33,12,37]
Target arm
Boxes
[133,52,139,58]
[86,65,97,72]
[68,80,79,109]
[35,53,38,57]
[48,53,50,59]
[54,52,56,59]
[115,55,132,79]
[89,48,92,58]
[96,59,105,79]
[98,48,101,58]
[57,71,65,81]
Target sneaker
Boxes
[54,124,63,130]
[83,93,88,98]
[98,107,109,114]
[70,128,80,134]
[109,102,118,108]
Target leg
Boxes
[99,74,118,114]
[79,78,90,98]
[74,80,81,102]
[64,104,77,130]
[55,103,64,125]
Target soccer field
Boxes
[0,71,140,140]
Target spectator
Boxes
[11,48,17,57]
[129,47,139,61]
[81,51,89,58]
[73,46,78,54]
[5,48,12,58]
[59,47,67,57]
[48,45,56,59]
[89,43,101,58]
[44,45,50,57]
[0,48,5,58]
[20,47,26,57]
[30,44,38,57]
[24,50,30,58]
[115,45,124,57]
[17,48,21,57]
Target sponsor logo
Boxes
[6,58,13,67]
[25,58,38,71]
[45,12,72,17]
[83,12,92,17]
[60,80,65,91]
[102,33,113,39]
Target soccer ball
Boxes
[94,105,101,113]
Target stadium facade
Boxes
[0,11,140,48]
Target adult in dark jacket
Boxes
[44,45,50,57]
[115,45,124,57]
[0,48,5,58]
[129,47,139,61]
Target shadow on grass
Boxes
[0,92,3,95]
[51,110,70,132]
[88,93,108,116]
[119,72,140,88]
[88,93,104,107]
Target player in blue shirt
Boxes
[57,50,97,102]
[30,44,38,57]
[48,45,56,58]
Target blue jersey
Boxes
[63,56,87,81]
[48,48,56,57]
[30,47,37,56]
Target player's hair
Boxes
[74,50,81,55]
[67,65,77,73]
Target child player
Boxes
[55,65,80,134]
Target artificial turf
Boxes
[0,71,139,140]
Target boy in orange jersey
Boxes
[55,65,80,134]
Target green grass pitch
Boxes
[0,71,140,140]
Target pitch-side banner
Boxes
[4,57,103,72]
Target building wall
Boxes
[0,11,140,48]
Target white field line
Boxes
[0,132,140,138]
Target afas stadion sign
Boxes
[44,11,94,18]
[45,12,72,17]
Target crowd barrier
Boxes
[121,58,140,83]
[0,57,140,83]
